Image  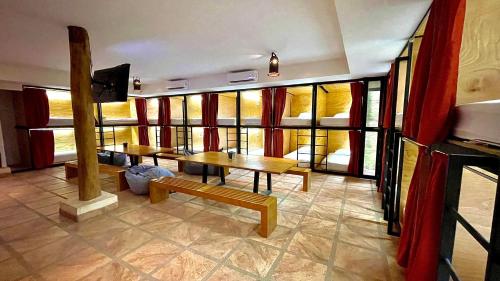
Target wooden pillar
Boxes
[68,26,101,201]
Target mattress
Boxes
[453,100,500,145]
[284,148,324,168]
[319,112,349,127]
[247,148,265,156]
[54,150,77,163]
[319,149,351,172]
[147,118,184,126]
[241,118,261,126]
[188,118,236,126]
[174,145,204,154]
[101,118,138,125]
[281,117,311,126]
[48,117,73,127]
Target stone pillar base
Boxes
[59,191,118,222]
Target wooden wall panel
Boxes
[457,0,500,105]
[241,90,262,118]
[323,83,352,117]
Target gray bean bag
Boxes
[125,165,175,195]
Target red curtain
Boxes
[23,88,50,128]
[135,98,149,146]
[261,89,273,156]
[202,94,219,152]
[397,0,466,280]
[30,130,54,169]
[23,88,54,168]
[158,97,171,148]
[348,82,363,174]
[379,63,397,190]
[271,88,287,157]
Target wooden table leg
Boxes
[202,164,208,183]
[109,151,115,165]
[266,173,272,195]
[153,154,158,166]
[253,171,259,193]
[219,167,225,185]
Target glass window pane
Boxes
[363,131,378,176]
[366,81,381,127]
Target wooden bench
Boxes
[155,153,184,172]
[64,161,129,192]
[285,167,311,192]
[149,177,277,237]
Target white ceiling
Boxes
[0,0,430,94]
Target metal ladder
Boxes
[382,130,402,236]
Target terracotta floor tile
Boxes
[0,206,40,230]
[334,242,390,280]
[152,250,217,281]
[38,247,111,281]
[0,245,10,262]
[272,253,327,281]
[207,266,256,281]
[277,211,303,228]
[287,231,334,263]
[228,240,280,278]
[117,206,179,226]
[65,215,130,239]
[91,227,153,257]
[278,199,310,214]
[189,231,241,260]
[21,236,89,270]
[8,225,69,254]
[166,202,204,219]
[247,225,293,249]
[123,239,183,274]
[298,216,337,239]
[0,258,29,281]
[162,221,210,246]
[0,217,53,242]
[307,203,341,222]
[338,223,384,251]
[79,261,143,281]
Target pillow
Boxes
[334,148,351,156]
[298,112,312,119]
[333,112,350,118]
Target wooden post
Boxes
[68,26,101,201]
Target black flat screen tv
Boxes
[91,63,130,103]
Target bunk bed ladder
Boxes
[296,129,312,167]
[155,126,161,147]
[95,126,116,146]
[226,128,238,153]
[314,130,328,171]
[240,128,249,154]
[383,130,401,236]
[175,126,185,154]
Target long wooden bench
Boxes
[285,167,311,192]
[149,177,277,237]
[155,153,184,172]
[64,161,129,192]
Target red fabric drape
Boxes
[272,88,287,157]
[23,88,50,128]
[23,88,54,168]
[261,89,273,156]
[348,82,363,174]
[158,97,171,148]
[379,63,397,190]
[30,130,54,169]
[202,94,219,152]
[135,98,149,146]
[383,64,397,129]
[397,0,466,280]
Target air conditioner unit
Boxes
[166,79,189,90]
[227,70,258,84]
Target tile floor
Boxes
[0,158,403,281]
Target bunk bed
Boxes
[452,99,500,145]
[318,148,350,172]
[319,112,350,127]
[283,145,324,168]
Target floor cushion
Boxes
[125,165,175,195]
[97,152,127,166]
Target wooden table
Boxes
[97,144,173,166]
[177,152,298,194]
